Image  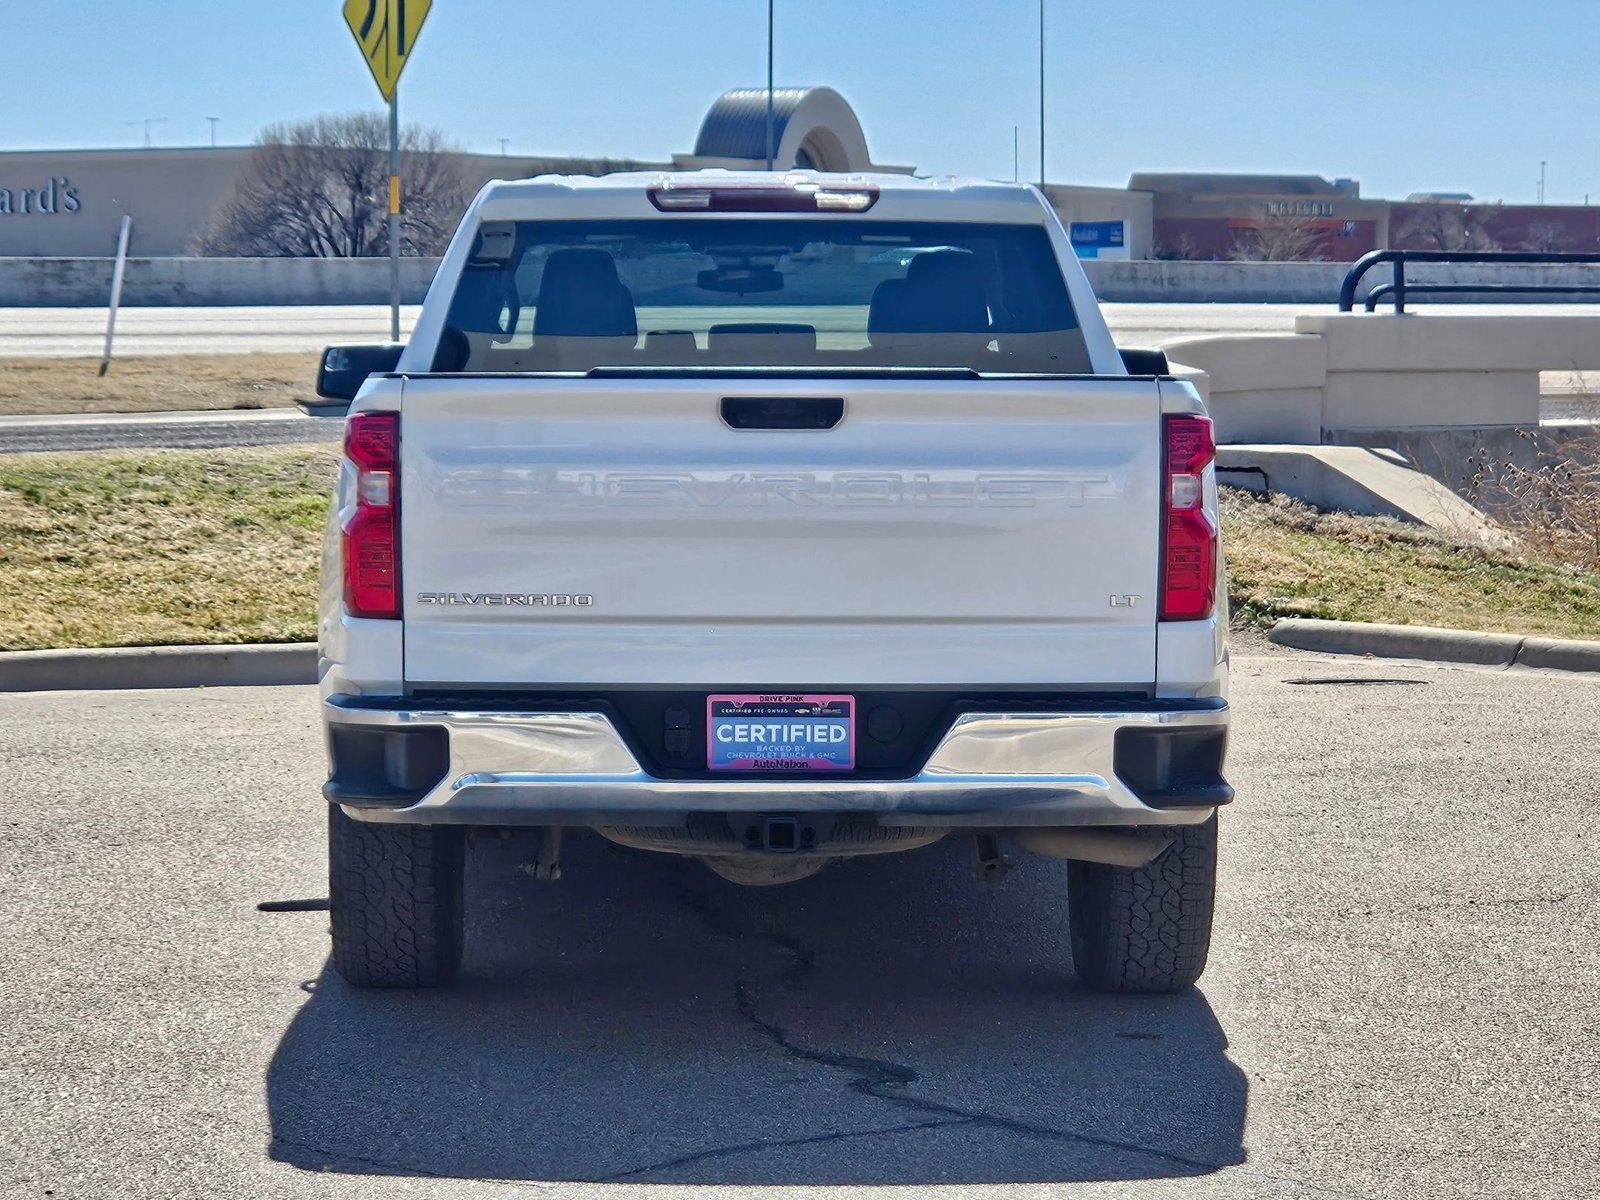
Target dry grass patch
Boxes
[1223,487,1600,638]
[0,445,336,650]
[0,353,322,417]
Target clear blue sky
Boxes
[4,0,1597,204]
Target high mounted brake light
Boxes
[647,182,879,213]
[342,412,400,619]
[1159,414,1218,621]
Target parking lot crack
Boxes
[670,874,1241,1179]
[732,977,1236,1175]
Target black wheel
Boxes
[1068,815,1217,993]
[328,805,465,989]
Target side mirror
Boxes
[317,343,405,400]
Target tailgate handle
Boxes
[721,396,844,430]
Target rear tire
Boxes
[328,805,465,989]
[1068,815,1217,993]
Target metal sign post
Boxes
[389,93,401,341]
[342,0,433,342]
[98,215,133,377]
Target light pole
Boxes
[1038,0,1046,190]
[765,0,776,171]
[124,117,167,148]
[498,138,510,156]
[205,116,220,147]
[1539,161,1547,204]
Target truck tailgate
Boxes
[398,376,1161,687]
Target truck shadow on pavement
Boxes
[266,832,1246,1185]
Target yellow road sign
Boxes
[343,0,432,101]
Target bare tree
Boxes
[1153,231,1204,261]
[1524,219,1570,252]
[1225,206,1327,262]
[197,113,469,257]
[1469,426,1600,572]
[1393,203,1500,253]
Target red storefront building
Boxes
[1130,173,1600,262]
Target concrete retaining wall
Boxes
[1166,313,1600,446]
[1215,445,1509,543]
[11,254,1600,308]
[0,256,442,307]
[8,254,1335,307]
[1087,260,1600,306]
[1083,260,1350,304]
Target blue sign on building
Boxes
[1069,220,1128,260]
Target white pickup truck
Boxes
[316,170,1231,994]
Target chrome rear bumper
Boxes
[324,697,1230,828]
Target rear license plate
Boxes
[707,694,855,772]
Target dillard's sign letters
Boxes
[0,176,81,217]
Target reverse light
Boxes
[342,412,400,619]
[1160,414,1218,622]
[812,189,875,211]
[652,189,713,210]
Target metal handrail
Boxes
[1339,249,1600,313]
[1362,282,1600,311]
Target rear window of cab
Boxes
[433,218,1091,376]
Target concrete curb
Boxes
[6,622,1595,693]
[1269,619,1600,674]
[1515,636,1600,674]
[0,643,316,693]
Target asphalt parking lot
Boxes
[1,650,1596,1199]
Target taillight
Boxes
[342,412,399,619]
[1160,414,1218,621]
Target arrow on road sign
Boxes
[343,0,432,101]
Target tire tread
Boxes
[328,806,464,989]
[1068,816,1217,993]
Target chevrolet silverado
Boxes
[315,170,1231,992]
